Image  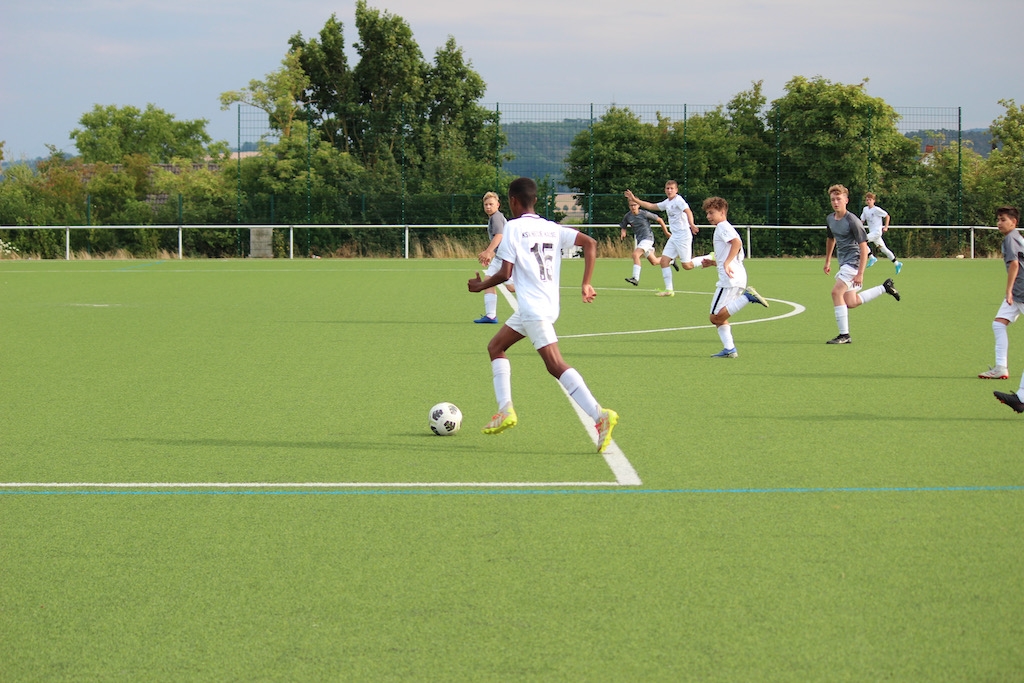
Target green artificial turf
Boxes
[1,257,1021,680]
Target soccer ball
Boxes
[428,402,462,436]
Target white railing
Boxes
[0,224,999,260]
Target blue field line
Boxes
[2,484,1021,497]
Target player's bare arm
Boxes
[686,208,698,234]
[824,237,836,274]
[1007,261,1020,305]
[576,232,597,303]
[623,190,658,213]
[468,260,513,293]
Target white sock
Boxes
[994,321,1009,368]
[491,358,512,409]
[717,324,735,350]
[691,254,713,268]
[558,368,601,422]
[661,267,673,291]
[1018,371,1024,401]
[835,305,849,335]
[859,285,884,304]
[632,264,641,280]
[879,244,896,261]
[484,293,497,319]
[726,296,750,316]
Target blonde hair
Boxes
[482,191,500,203]
[828,184,849,198]
[702,196,728,213]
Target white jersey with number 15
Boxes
[495,213,579,323]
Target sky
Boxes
[2,0,1021,161]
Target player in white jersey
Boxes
[467,177,619,452]
[699,197,769,357]
[624,180,712,297]
[860,192,903,274]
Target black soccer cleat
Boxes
[624,277,639,286]
[883,278,900,301]
[671,259,680,272]
[994,391,1024,414]
[826,333,852,344]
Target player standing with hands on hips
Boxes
[468,177,619,453]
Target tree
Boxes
[288,14,356,152]
[769,76,918,224]
[70,104,215,163]
[564,107,665,222]
[988,99,1024,210]
[219,50,310,139]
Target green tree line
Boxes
[1,2,1022,258]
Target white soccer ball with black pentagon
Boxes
[428,402,462,436]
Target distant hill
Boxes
[500,119,589,190]
[904,128,994,157]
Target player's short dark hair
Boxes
[996,206,1020,223]
[508,177,538,208]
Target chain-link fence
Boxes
[5,102,995,259]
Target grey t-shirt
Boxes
[487,211,507,241]
[620,210,660,243]
[826,212,868,268]
[1002,229,1024,301]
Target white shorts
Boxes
[505,312,558,350]
[662,233,693,262]
[484,257,514,286]
[835,264,863,292]
[995,300,1024,323]
[634,238,655,256]
[866,230,885,245]
[710,286,745,315]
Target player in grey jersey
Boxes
[822,184,900,344]
[620,200,669,286]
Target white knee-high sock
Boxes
[726,297,750,316]
[661,267,673,291]
[632,264,641,280]
[1017,370,1024,401]
[835,305,849,335]
[484,293,497,318]
[691,254,713,268]
[994,320,1009,367]
[491,357,512,409]
[878,242,896,261]
[859,285,885,304]
[558,368,601,422]
[717,324,735,350]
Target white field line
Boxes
[496,284,641,486]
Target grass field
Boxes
[1,256,1022,680]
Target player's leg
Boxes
[994,369,1024,412]
[828,272,852,343]
[709,287,739,357]
[533,325,618,452]
[476,258,504,323]
[678,237,712,270]
[626,244,646,285]
[848,277,899,309]
[981,309,1014,378]
[483,323,524,433]
[658,240,679,295]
